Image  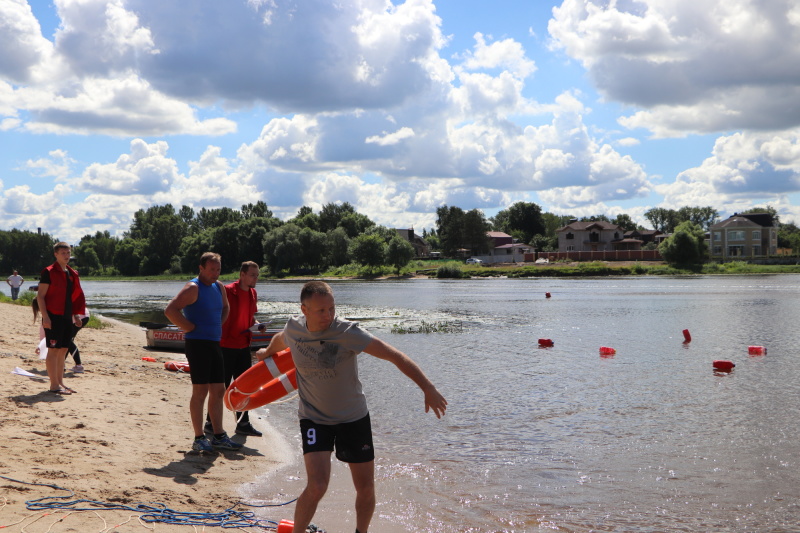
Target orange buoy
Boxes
[224,348,297,412]
[545,292,551,298]
[748,346,766,356]
[682,329,691,343]
[712,360,735,371]
[164,361,190,372]
[538,338,554,347]
[277,520,294,533]
[599,347,616,356]
[141,356,156,362]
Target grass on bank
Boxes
[1,289,109,329]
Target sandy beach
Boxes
[0,301,295,532]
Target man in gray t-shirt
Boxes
[257,281,447,533]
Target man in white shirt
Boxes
[6,270,24,300]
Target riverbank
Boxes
[0,302,292,532]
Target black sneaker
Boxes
[235,423,263,437]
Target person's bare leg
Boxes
[207,382,226,433]
[46,347,67,391]
[350,460,375,533]
[292,451,332,533]
[190,384,210,436]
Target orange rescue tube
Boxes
[748,346,766,355]
[224,348,297,412]
[142,356,156,362]
[713,360,735,371]
[164,361,190,372]
[682,329,691,343]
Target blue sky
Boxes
[2,0,799,243]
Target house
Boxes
[556,220,627,252]
[467,231,532,263]
[395,228,430,257]
[624,229,662,246]
[708,213,777,259]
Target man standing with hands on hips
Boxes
[216,260,263,437]
[256,281,447,533]
[165,252,242,452]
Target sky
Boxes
[2,0,800,244]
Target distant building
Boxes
[395,229,430,257]
[624,229,662,246]
[709,213,777,259]
[556,220,627,252]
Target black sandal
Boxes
[49,388,72,395]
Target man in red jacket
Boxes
[36,242,86,395]
[218,261,263,437]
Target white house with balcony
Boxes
[709,213,777,259]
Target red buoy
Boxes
[538,338,554,347]
[545,292,551,298]
[682,329,691,343]
[599,347,616,356]
[748,346,766,356]
[712,360,735,371]
[277,520,294,533]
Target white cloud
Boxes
[548,0,800,135]
[656,130,800,215]
[72,139,179,194]
[459,32,536,78]
[23,149,74,180]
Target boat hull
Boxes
[144,326,280,351]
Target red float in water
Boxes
[712,360,735,371]
[682,329,692,343]
[748,346,767,355]
[599,346,616,356]
[545,292,551,298]
[538,338,554,347]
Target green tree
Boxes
[611,214,639,232]
[325,227,351,267]
[435,205,465,256]
[658,221,707,266]
[263,224,327,275]
[113,238,146,276]
[127,204,188,274]
[463,209,492,255]
[349,234,386,272]
[241,201,272,219]
[644,207,678,233]
[676,206,719,230]
[178,231,214,272]
[492,202,545,244]
[0,229,54,274]
[386,236,415,274]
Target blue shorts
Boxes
[185,339,225,385]
[300,414,374,463]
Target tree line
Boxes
[1,201,798,276]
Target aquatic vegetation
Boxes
[391,320,463,334]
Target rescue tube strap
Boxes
[264,357,281,378]
[279,373,295,394]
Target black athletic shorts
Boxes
[185,339,225,385]
[300,414,374,463]
[44,312,73,349]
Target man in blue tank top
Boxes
[166,252,242,452]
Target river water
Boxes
[81,275,800,532]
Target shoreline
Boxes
[0,302,291,531]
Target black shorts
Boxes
[185,339,225,385]
[300,414,374,463]
[44,313,72,349]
